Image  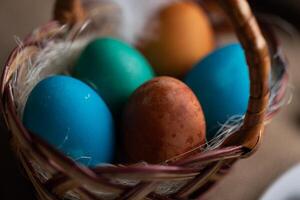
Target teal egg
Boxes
[23,75,115,167]
[184,43,250,141]
[73,37,155,114]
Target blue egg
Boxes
[23,75,115,166]
[185,43,250,141]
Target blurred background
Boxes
[0,0,300,199]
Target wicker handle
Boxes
[218,0,270,150]
[53,0,270,150]
[53,0,86,25]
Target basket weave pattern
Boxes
[0,0,273,199]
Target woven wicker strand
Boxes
[54,0,86,25]
[0,0,274,199]
[218,0,271,152]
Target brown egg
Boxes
[122,77,206,163]
[138,2,215,78]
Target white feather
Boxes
[90,0,177,44]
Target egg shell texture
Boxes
[139,1,215,78]
[23,75,115,166]
[185,43,250,141]
[122,76,206,163]
[73,37,155,114]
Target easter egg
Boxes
[122,77,206,163]
[138,1,215,78]
[23,75,115,166]
[73,37,155,114]
[184,43,250,141]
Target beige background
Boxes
[0,1,300,199]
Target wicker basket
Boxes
[0,0,289,199]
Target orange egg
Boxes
[138,2,215,78]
